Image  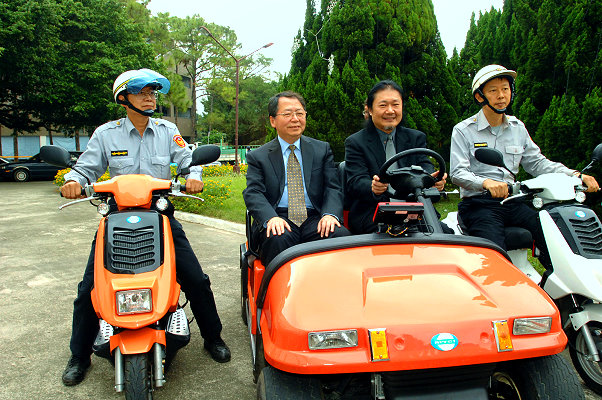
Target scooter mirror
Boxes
[40,145,74,168]
[475,147,506,168]
[591,143,602,162]
[191,145,221,167]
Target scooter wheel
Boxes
[569,322,602,396]
[124,353,152,400]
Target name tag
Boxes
[474,142,488,148]
[111,150,128,156]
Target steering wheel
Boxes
[377,148,446,198]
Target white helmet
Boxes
[472,64,517,114]
[112,68,170,103]
[471,64,516,95]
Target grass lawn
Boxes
[202,174,462,225]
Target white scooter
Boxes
[443,143,602,395]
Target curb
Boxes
[175,210,245,235]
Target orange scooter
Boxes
[41,144,220,400]
[240,148,585,399]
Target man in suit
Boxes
[345,80,448,234]
[243,91,350,266]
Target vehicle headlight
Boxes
[308,329,358,350]
[575,191,586,203]
[532,197,544,209]
[116,289,152,315]
[513,317,552,335]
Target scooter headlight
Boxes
[513,317,552,335]
[575,191,586,203]
[532,197,543,209]
[308,329,358,350]
[116,289,152,315]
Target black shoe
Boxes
[62,355,91,386]
[204,338,231,363]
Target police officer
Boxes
[61,69,230,387]
[450,64,599,267]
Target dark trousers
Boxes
[256,208,351,266]
[70,214,222,359]
[458,196,552,269]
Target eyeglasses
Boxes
[276,111,307,119]
[131,90,158,99]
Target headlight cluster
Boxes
[308,329,358,350]
[116,289,152,315]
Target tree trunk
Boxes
[13,133,18,159]
[0,125,3,156]
[75,130,80,151]
[48,127,54,145]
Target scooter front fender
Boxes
[569,303,602,331]
[109,327,166,355]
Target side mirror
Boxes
[475,147,515,179]
[191,145,221,167]
[475,148,506,168]
[40,145,74,168]
[592,143,602,162]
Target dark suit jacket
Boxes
[344,124,433,233]
[243,136,344,235]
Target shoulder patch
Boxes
[173,135,186,148]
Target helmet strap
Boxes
[117,93,156,117]
[474,84,515,115]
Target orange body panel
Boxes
[110,328,166,355]
[91,215,180,329]
[93,175,171,210]
[251,243,566,375]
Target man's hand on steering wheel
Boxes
[372,175,389,195]
[432,171,447,191]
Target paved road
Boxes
[0,180,600,399]
[0,181,253,400]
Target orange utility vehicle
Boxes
[41,144,220,400]
[240,148,584,399]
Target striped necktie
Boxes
[287,145,307,226]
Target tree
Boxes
[285,0,460,160]
[456,0,602,170]
[0,0,158,154]
[198,76,278,145]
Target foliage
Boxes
[285,0,461,161]
[202,163,248,177]
[198,76,279,145]
[54,168,110,186]
[456,0,602,171]
[0,0,158,141]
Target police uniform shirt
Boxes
[449,109,575,198]
[64,117,202,186]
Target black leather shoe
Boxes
[204,338,231,363]
[62,355,91,386]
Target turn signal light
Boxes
[493,320,513,352]
[369,329,389,361]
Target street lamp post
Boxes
[201,26,273,173]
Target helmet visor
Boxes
[123,69,170,95]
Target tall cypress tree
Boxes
[285,0,459,160]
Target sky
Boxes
[146,0,505,76]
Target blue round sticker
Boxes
[126,216,141,224]
[431,333,458,351]
[575,211,586,218]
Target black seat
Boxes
[337,161,351,211]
